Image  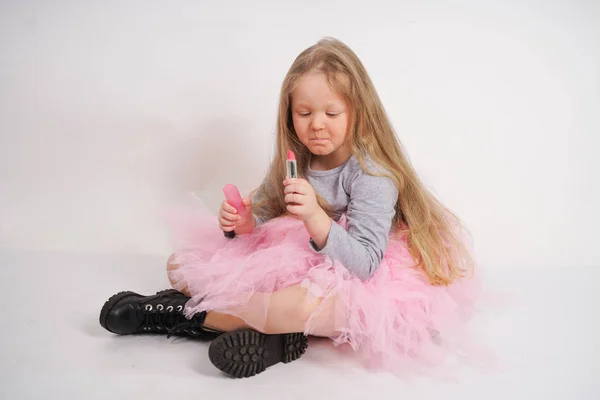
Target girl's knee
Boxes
[299,291,321,323]
[280,286,320,324]
[166,254,192,296]
[166,253,179,272]
[166,253,182,290]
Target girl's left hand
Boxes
[283,178,321,222]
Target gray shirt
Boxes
[254,155,399,280]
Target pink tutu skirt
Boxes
[166,204,483,376]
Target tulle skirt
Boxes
[166,204,483,376]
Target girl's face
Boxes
[291,72,351,168]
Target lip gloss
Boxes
[286,150,298,179]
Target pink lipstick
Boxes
[223,184,246,217]
[222,184,245,239]
[286,150,298,179]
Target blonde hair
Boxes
[252,37,474,286]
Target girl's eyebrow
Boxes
[292,101,344,108]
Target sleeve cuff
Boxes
[308,237,323,252]
[308,221,340,254]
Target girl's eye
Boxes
[297,111,340,117]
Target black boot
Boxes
[99,289,221,340]
[208,329,308,378]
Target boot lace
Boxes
[141,303,187,333]
[141,302,213,338]
[166,313,209,338]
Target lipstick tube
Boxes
[222,184,245,239]
[286,150,298,179]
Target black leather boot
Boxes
[99,289,221,340]
[208,329,308,378]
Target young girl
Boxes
[99,37,480,378]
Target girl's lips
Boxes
[310,139,329,144]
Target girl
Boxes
[99,37,479,378]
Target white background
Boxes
[1,1,598,265]
[1,2,599,399]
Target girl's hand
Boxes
[283,178,321,222]
[219,197,254,233]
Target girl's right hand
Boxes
[219,197,254,234]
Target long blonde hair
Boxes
[252,37,474,286]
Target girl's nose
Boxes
[310,114,325,131]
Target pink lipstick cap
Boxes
[222,184,246,216]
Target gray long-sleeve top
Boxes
[254,155,399,280]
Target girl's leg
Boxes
[206,285,337,336]
[167,255,250,331]
[167,255,337,336]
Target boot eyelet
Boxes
[166,306,174,312]
[176,305,183,311]
[145,304,153,311]
[157,304,164,311]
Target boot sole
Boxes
[208,329,308,378]
[99,289,178,333]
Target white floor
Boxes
[0,249,597,400]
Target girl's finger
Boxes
[221,211,241,222]
[285,183,307,196]
[222,200,238,214]
[284,184,295,194]
[286,204,301,215]
[219,215,238,225]
[285,193,306,204]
